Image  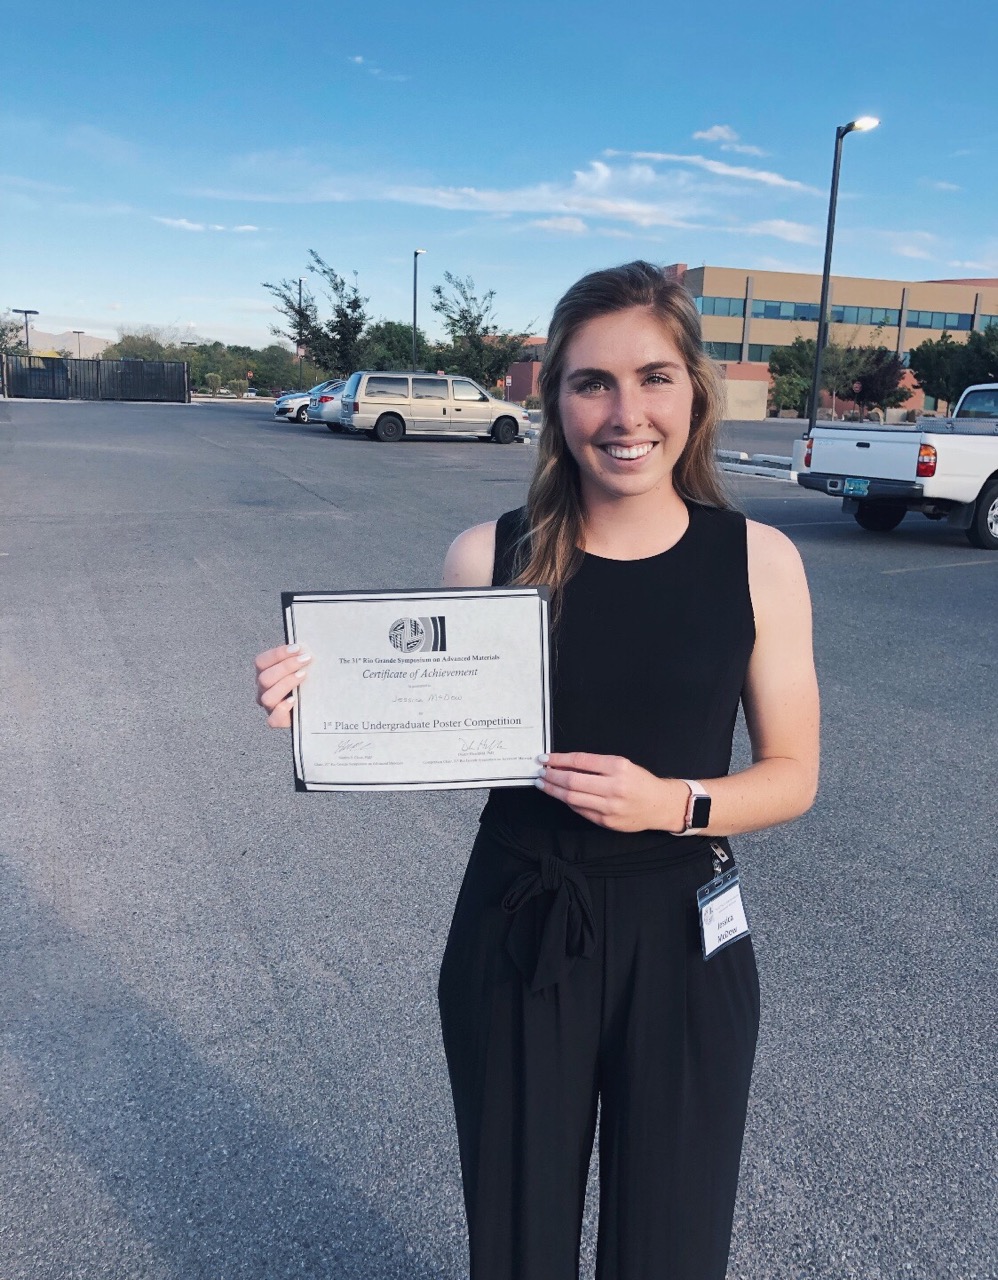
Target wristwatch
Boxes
[677,779,711,835]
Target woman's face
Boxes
[557,306,695,505]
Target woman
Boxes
[255,261,819,1279]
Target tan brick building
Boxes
[507,264,998,420]
[667,262,998,419]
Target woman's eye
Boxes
[577,379,606,394]
[645,373,672,385]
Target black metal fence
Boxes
[1,356,190,403]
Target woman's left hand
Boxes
[537,752,687,833]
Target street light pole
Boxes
[807,117,879,434]
[73,330,84,359]
[412,249,426,372]
[13,309,38,354]
[298,276,307,389]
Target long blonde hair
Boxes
[512,261,729,610]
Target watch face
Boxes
[690,794,711,829]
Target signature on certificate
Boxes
[458,736,504,756]
[334,738,374,756]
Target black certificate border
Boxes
[281,586,551,792]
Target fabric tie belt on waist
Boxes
[486,819,722,994]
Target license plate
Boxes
[844,477,870,496]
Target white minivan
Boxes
[339,371,530,443]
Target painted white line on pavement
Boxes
[882,558,998,575]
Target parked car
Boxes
[274,380,338,424]
[796,382,998,549]
[339,371,530,442]
[307,380,347,430]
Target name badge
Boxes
[697,862,750,961]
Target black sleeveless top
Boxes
[480,501,756,844]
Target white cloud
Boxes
[693,125,738,143]
[153,216,205,231]
[0,173,72,194]
[532,216,587,234]
[66,125,140,166]
[928,180,960,192]
[692,125,767,157]
[604,149,819,194]
[866,230,938,261]
[744,218,822,245]
[152,216,262,233]
[349,55,364,63]
[722,142,768,157]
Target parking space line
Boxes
[882,559,998,575]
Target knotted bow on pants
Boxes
[438,819,760,1280]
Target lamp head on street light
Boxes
[847,116,880,133]
[414,248,426,256]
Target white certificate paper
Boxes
[282,588,551,791]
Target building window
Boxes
[747,344,774,363]
[748,299,900,326]
[703,341,741,360]
[697,296,745,317]
[907,310,972,330]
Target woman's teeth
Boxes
[602,442,655,460]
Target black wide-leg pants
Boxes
[438,825,760,1280]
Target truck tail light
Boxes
[804,437,813,468]
[916,444,937,477]
[352,401,360,413]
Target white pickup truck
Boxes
[796,383,998,550]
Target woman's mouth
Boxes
[599,442,656,461]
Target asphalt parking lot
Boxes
[1,397,995,1280]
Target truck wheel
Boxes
[854,501,906,532]
[373,414,404,443]
[966,479,998,550]
[491,417,518,444]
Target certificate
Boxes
[282,587,551,791]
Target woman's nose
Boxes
[610,383,645,430]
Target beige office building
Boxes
[665,262,998,420]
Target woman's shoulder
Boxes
[441,521,497,588]
[745,518,808,607]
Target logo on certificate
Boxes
[388,616,447,653]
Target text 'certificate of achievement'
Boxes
[282,587,551,791]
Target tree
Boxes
[908,333,965,407]
[768,338,814,415]
[851,347,911,418]
[820,343,864,417]
[262,250,369,377]
[103,328,171,360]
[357,319,435,371]
[770,371,811,416]
[204,373,222,396]
[0,311,27,357]
[960,323,998,386]
[430,272,527,387]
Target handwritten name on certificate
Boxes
[282,587,551,791]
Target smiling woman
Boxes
[433,260,820,1280]
[254,259,819,1280]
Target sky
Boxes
[3,0,997,349]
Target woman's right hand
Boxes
[254,643,312,728]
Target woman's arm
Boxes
[441,521,497,588]
[537,519,820,835]
[693,518,820,834]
